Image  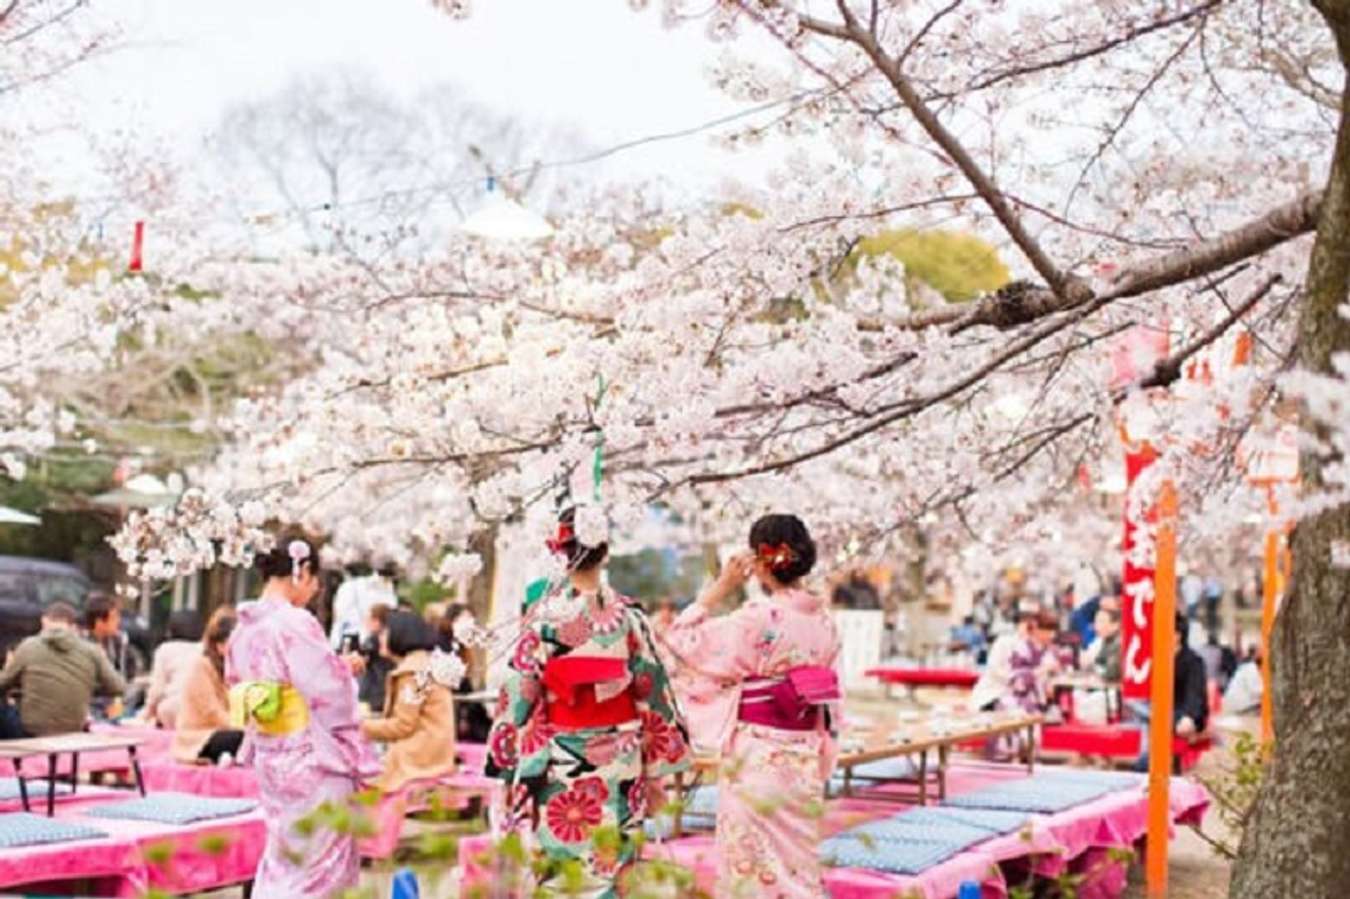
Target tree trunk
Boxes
[464,524,498,688]
[1230,5,1350,894]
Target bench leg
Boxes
[46,753,57,817]
[937,745,949,802]
[917,750,928,806]
[129,746,146,796]
[13,758,28,813]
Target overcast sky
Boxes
[48,0,787,207]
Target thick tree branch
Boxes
[801,5,1082,302]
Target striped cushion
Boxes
[0,813,105,848]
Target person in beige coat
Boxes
[359,610,458,793]
[171,608,243,764]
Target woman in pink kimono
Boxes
[227,538,378,898]
[664,514,841,899]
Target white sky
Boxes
[49,0,786,203]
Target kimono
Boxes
[487,587,690,897]
[974,636,1053,759]
[663,589,841,899]
[226,596,378,899]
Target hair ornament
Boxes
[545,521,574,557]
[756,542,797,573]
[288,539,312,582]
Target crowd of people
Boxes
[0,514,1272,899]
[960,574,1262,768]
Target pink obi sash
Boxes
[737,665,840,732]
[543,656,638,731]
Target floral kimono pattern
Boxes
[226,596,378,899]
[663,589,841,899]
[487,587,690,896]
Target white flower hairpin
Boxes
[288,540,312,582]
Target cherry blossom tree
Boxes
[85,1,1348,888]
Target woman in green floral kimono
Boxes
[486,507,691,897]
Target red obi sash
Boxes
[543,656,638,730]
[737,665,839,732]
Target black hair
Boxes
[436,603,472,657]
[84,592,120,630]
[375,562,398,580]
[254,537,318,581]
[557,507,608,572]
[43,601,78,625]
[204,607,237,676]
[167,609,204,642]
[747,513,816,584]
[384,609,438,658]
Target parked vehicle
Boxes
[0,556,152,675]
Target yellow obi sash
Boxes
[228,681,310,736]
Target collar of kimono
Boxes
[772,587,825,615]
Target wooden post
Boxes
[1146,478,1179,897]
[1261,526,1278,746]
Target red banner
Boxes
[1121,448,1158,700]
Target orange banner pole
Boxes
[1261,528,1278,746]
[1146,478,1178,897]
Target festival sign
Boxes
[1110,323,1171,701]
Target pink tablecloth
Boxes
[55,798,265,896]
[457,764,1210,899]
[141,761,260,797]
[0,831,144,895]
[0,790,264,896]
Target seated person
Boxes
[1080,607,1122,684]
[0,601,125,737]
[1130,612,1210,771]
[355,604,395,713]
[142,610,204,728]
[1223,648,1263,714]
[1006,611,1062,715]
[949,615,988,663]
[172,608,244,765]
[971,601,1052,712]
[359,610,457,793]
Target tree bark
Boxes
[1230,4,1350,895]
[463,524,497,688]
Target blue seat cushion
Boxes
[85,792,256,825]
[0,813,106,848]
[819,834,964,874]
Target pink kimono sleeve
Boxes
[662,603,765,753]
[281,612,379,780]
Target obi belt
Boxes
[228,681,310,736]
[737,665,840,732]
[542,656,638,731]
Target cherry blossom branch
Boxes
[952,0,1225,97]
[800,2,1081,301]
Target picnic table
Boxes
[865,666,980,701]
[680,712,1042,829]
[0,732,147,816]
